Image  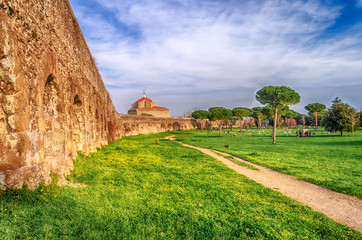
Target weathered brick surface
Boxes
[118,115,198,136]
[0,0,122,189]
[117,114,232,137]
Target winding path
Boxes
[166,136,362,232]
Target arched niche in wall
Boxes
[73,95,82,106]
[173,122,181,131]
[42,74,66,161]
[72,94,86,151]
[72,94,84,124]
[43,74,59,117]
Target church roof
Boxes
[137,97,153,103]
[129,106,168,111]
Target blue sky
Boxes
[68,0,362,116]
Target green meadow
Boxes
[174,127,362,198]
[1,132,361,239]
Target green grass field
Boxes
[1,132,361,239]
[174,127,362,198]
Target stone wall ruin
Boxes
[0,0,123,189]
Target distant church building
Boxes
[128,92,170,117]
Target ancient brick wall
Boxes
[118,115,198,136]
[127,108,170,117]
[118,114,234,137]
[0,0,122,189]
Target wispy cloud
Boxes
[357,0,362,8]
[69,0,362,115]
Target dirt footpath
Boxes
[166,137,362,232]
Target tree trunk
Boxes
[239,118,242,133]
[340,130,343,136]
[273,106,278,144]
[351,115,355,139]
[219,122,222,136]
[315,112,318,128]
[207,129,210,141]
[258,117,262,134]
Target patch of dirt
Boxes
[167,137,362,232]
[164,135,175,141]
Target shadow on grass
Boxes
[310,140,362,146]
[312,135,343,138]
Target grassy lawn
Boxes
[1,133,360,239]
[174,127,362,198]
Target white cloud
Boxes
[70,0,362,115]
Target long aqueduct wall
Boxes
[0,0,219,189]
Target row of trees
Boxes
[191,86,360,144]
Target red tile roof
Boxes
[137,97,153,103]
[128,106,169,111]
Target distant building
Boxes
[128,93,170,117]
